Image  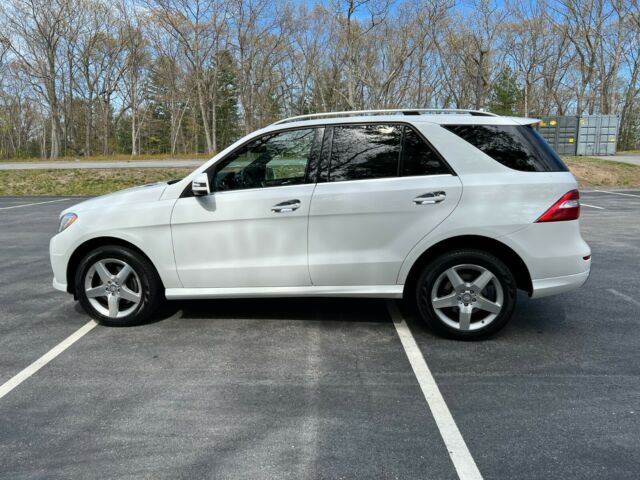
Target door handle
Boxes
[272,199,301,213]
[413,191,446,205]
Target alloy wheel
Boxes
[84,258,142,319]
[425,263,504,332]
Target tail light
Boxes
[536,190,580,222]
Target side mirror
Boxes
[192,173,210,196]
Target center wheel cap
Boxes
[461,293,472,303]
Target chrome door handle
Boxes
[413,191,446,205]
[272,199,301,213]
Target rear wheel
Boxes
[414,249,517,339]
[75,246,162,327]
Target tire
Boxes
[75,245,163,327]
[414,249,517,339]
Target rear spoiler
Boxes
[507,117,542,126]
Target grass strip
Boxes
[0,168,192,196]
[563,156,640,188]
[0,152,212,163]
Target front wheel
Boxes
[75,246,163,326]
[414,249,517,339]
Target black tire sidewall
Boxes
[415,249,517,339]
[75,246,161,327]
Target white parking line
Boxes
[0,321,97,400]
[581,203,604,209]
[386,301,483,480]
[594,190,640,198]
[608,289,640,307]
[0,198,71,210]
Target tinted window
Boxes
[214,128,316,192]
[444,125,569,172]
[402,126,450,176]
[329,125,401,182]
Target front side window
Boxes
[444,124,569,172]
[329,125,401,182]
[213,128,317,192]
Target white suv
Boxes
[50,109,591,339]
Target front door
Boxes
[171,127,322,288]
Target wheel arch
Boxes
[402,235,532,298]
[66,236,162,296]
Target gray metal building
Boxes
[534,114,619,156]
[536,116,579,155]
[576,115,619,156]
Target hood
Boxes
[61,182,168,215]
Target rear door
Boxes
[308,123,462,286]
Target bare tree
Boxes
[1,0,640,157]
[73,1,118,156]
[147,0,228,153]
[552,0,613,114]
[1,0,75,158]
[119,2,151,156]
[618,0,640,148]
[232,0,289,132]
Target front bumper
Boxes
[52,277,67,292]
[50,234,71,293]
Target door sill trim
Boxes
[165,285,403,300]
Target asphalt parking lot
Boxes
[1,191,639,479]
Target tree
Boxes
[489,67,523,115]
[1,0,75,158]
[214,49,241,149]
[120,6,151,157]
[1,0,640,157]
[147,0,228,153]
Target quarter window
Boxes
[213,128,317,192]
[444,124,569,172]
[329,125,401,182]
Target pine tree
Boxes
[489,68,523,116]
[215,50,241,151]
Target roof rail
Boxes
[272,108,499,125]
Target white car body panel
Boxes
[50,113,591,303]
[396,171,587,282]
[170,183,314,288]
[308,174,462,285]
[50,183,181,291]
[502,221,591,280]
[165,285,403,300]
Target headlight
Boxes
[58,213,78,233]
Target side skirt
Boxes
[165,285,404,300]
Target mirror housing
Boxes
[192,173,210,196]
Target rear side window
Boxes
[444,125,569,172]
[402,126,450,176]
[329,125,401,182]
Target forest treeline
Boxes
[0,0,639,160]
